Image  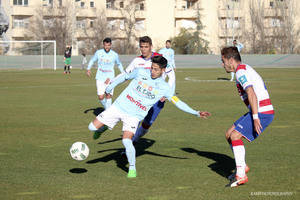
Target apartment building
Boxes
[1,0,299,55]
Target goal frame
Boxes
[0,40,57,70]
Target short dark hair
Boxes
[139,36,152,45]
[233,39,237,42]
[103,37,112,44]
[166,40,171,43]
[221,46,241,62]
[151,55,168,69]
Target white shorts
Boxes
[96,105,139,134]
[96,80,114,96]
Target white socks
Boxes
[232,139,246,177]
[122,138,136,170]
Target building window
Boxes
[135,2,144,10]
[59,0,62,7]
[90,20,94,28]
[90,1,94,8]
[106,0,114,9]
[13,18,29,28]
[42,0,53,7]
[76,19,86,29]
[13,0,28,6]
[270,18,281,27]
[80,1,84,8]
[120,1,124,8]
[270,1,274,8]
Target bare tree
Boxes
[26,1,72,54]
[271,0,300,53]
[118,0,140,54]
[78,10,111,54]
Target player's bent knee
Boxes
[230,130,242,141]
[141,122,151,129]
[98,95,105,100]
[88,122,97,132]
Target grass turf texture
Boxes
[0,68,299,200]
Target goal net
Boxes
[0,40,56,70]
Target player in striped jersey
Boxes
[221,46,274,187]
[113,36,176,143]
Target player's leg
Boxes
[88,105,120,139]
[122,131,136,178]
[122,114,140,178]
[230,72,235,81]
[96,80,107,108]
[132,100,165,143]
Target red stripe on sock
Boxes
[232,139,244,146]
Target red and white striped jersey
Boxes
[125,52,161,73]
[235,64,274,114]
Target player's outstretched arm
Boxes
[105,68,139,94]
[170,96,211,118]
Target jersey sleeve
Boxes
[236,69,252,90]
[106,68,139,94]
[125,58,137,73]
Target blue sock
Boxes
[100,99,106,109]
[122,138,136,170]
[132,125,148,143]
[106,98,112,108]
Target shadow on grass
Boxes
[84,107,105,116]
[217,77,230,81]
[69,168,88,174]
[87,138,187,173]
[181,148,235,178]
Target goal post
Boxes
[0,40,57,70]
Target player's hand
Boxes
[254,118,262,134]
[86,70,91,77]
[198,111,211,119]
[104,78,110,85]
[160,97,166,102]
[106,93,112,99]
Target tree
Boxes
[26,1,72,54]
[118,0,140,54]
[172,2,210,54]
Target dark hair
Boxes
[233,39,237,42]
[151,56,168,69]
[103,37,112,44]
[139,36,152,45]
[166,40,171,43]
[221,46,241,62]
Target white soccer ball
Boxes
[70,65,72,69]
[70,142,89,161]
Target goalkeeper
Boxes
[64,45,72,74]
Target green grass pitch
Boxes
[0,68,299,200]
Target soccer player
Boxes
[64,45,72,74]
[86,38,124,109]
[81,53,87,70]
[88,55,210,178]
[230,40,244,81]
[159,40,176,71]
[116,36,176,143]
[221,47,274,187]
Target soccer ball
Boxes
[70,65,72,69]
[70,142,89,161]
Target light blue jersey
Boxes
[159,48,176,69]
[107,68,173,120]
[87,49,124,81]
[106,68,199,121]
